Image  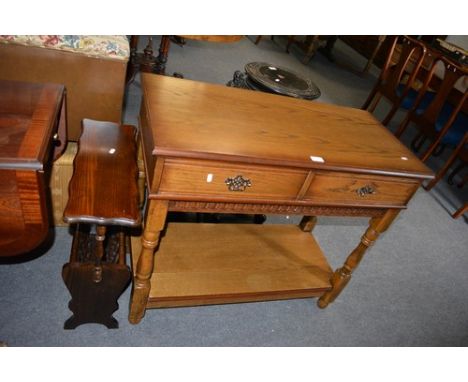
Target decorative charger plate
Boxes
[244,62,321,100]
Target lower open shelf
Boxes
[131,223,333,308]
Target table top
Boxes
[0,80,65,170]
[64,119,141,227]
[141,74,432,179]
[178,35,243,43]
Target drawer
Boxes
[157,159,308,201]
[304,172,419,207]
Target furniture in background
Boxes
[337,36,388,75]
[127,35,242,80]
[284,36,387,75]
[227,62,321,100]
[129,74,433,324]
[0,35,131,228]
[126,36,167,83]
[424,132,467,218]
[0,80,66,257]
[338,36,392,74]
[0,35,129,142]
[62,119,140,329]
[285,36,325,64]
[392,38,468,115]
[394,56,467,163]
[362,36,428,126]
[254,35,276,45]
[336,36,445,73]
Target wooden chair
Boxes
[362,36,427,126]
[394,55,467,163]
[285,36,323,63]
[424,132,467,218]
[453,202,468,219]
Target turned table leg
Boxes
[318,209,400,308]
[129,200,168,324]
[126,35,139,85]
[155,36,171,75]
[302,36,321,64]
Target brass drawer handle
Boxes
[356,184,376,197]
[225,175,252,191]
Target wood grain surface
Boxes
[141,74,433,179]
[0,44,127,141]
[131,223,333,308]
[0,80,64,256]
[63,119,140,227]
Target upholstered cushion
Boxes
[0,35,129,61]
[396,85,435,111]
[434,106,468,147]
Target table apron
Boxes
[166,199,391,218]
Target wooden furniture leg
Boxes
[286,36,295,53]
[62,225,132,329]
[129,199,169,324]
[362,35,386,75]
[126,36,160,85]
[302,36,321,64]
[126,36,139,85]
[155,36,171,75]
[452,202,468,218]
[317,209,400,308]
[424,133,467,191]
[299,216,317,232]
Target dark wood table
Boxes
[0,80,66,257]
[127,35,243,82]
[129,74,433,324]
[227,62,321,100]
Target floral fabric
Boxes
[0,35,129,61]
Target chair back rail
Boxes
[362,36,427,126]
[395,55,467,162]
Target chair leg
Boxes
[286,36,295,53]
[254,36,262,45]
[420,136,445,162]
[382,104,399,126]
[411,133,426,153]
[425,133,468,190]
[457,173,468,188]
[302,36,321,64]
[424,152,460,191]
[433,143,446,157]
[447,162,466,185]
[394,113,412,138]
[362,36,386,74]
[363,90,383,115]
[452,202,468,219]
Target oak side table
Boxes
[129,74,433,324]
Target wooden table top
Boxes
[141,74,432,179]
[178,35,243,43]
[0,80,64,170]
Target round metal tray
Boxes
[244,62,321,100]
